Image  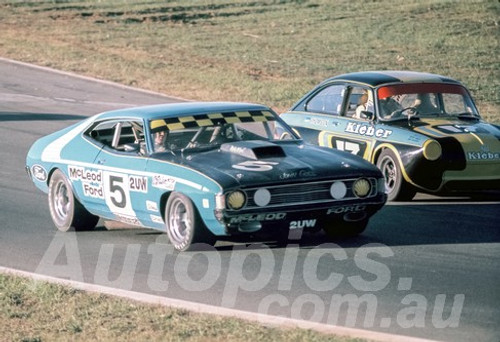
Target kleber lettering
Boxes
[467,151,500,161]
[345,122,392,138]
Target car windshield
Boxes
[149,110,297,153]
[376,83,480,120]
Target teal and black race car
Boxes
[280,71,500,201]
[26,102,386,251]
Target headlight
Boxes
[254,188,271,207]
[226,191,246,210]
[330,181,347,199]
[353,178,371,198]
[423,140,442,161]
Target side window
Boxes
[345,86,372,119]
[306,85,346,115]
[86,120,144,153]
[86,121,116,147]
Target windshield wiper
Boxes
[457,113,480,121]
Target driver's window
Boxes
[306,85,345,115]
[111,121,144,152]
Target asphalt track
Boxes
[0,58,499,342]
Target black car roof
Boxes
[322,71,461,87]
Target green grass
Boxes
[0,0,498,122]
[0,273,363,342]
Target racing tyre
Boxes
[48,169,99,232]
[323,219,368,238]
[165,192,216,252]
[376,149,416,201]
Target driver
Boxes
[413,93,437,114]
[150,119,168,152]
[378,96,402,118]
[154,130,167,152]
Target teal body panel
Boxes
[28,146,226,235]
[26,118,96,194]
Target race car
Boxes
[280,71,500,201]
[26,102,387,251]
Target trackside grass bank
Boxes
[0,273,365,342]
[0,0,498,122]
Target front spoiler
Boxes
[221,195,387,235]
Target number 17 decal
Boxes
[336,140,360,155]
[103,171,135,216]
[319,132,366,156]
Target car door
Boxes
[86,119,149,225]
[300,83,376,160]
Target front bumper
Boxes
[221,194,387,235]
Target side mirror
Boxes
[360,111,374,120]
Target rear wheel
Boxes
[165,192,215,252]
[323,219,368,238]
[376,149,416,201]
[48,169,99,232]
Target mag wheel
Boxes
[376,149,416,201]
[48,169,99,232]
[165,192,215,252]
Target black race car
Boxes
[281,71,500,200]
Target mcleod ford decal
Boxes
[68,166,148,199]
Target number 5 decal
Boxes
[103,171,135,216]
[232,160,279,172]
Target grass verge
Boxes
[0,273,366,342]
[0,0,498,122]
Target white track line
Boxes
[0,266,438,342]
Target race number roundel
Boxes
[103,171,135,216]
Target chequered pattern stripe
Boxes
[151,111,275,131]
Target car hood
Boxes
[166,140,381,189]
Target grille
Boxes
[228,178,378,211]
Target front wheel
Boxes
[165,192,215,252]
[376,149,416,201]
[48,169,99,232]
